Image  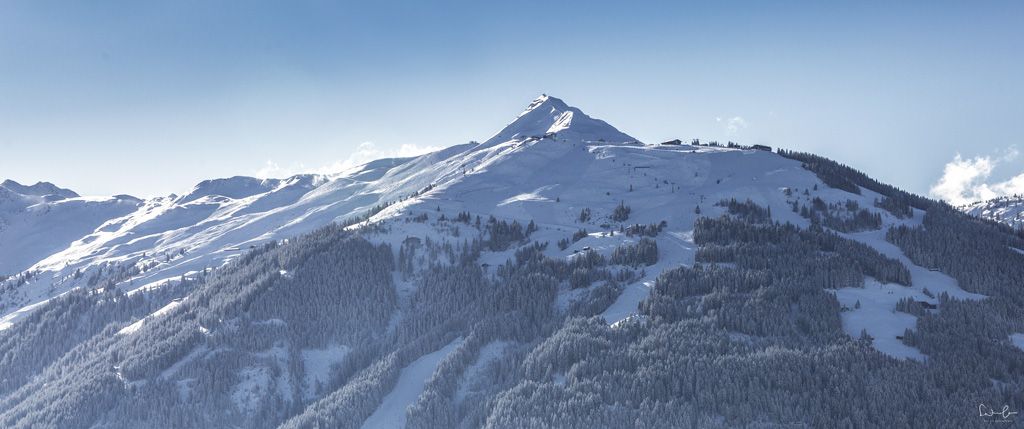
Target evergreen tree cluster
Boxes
[557,229,590,251]
[874,196,914,219]
[695,217,910,285]
[887,204,1024,299]
[484,216,531,251]
[796,197,883,232]
[777,149,932,210]
[610,201,631,222]
[716,198,772,223]
[621,222,665,237]
[609,238,658,267]
[577,208,591,223]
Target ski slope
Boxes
[360,339,462,429]
[831,207,984,360]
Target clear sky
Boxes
[1,1,1022,203]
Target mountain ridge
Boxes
[963,195,1024,230]
[0,179,79,200]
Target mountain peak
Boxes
[483,95,638,146]
[518,94,569,118]
[0,179,79,199]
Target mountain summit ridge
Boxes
[0,179,79,199]
[482,94,638,147]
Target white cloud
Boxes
[930,147,1024,205]
[716,116,748,135]
[253,142,442,179]
[315,142,442,175]
[255,160,298,179]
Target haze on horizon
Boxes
[1,1,1022,204]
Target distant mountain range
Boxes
[0,179,140,276]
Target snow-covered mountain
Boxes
[0,95,644,322]
[0,180,141,276]
[0,179,79,200]
[963,195,1024,230]
[480,94,638,147]
[1,95,1023,428]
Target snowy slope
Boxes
[301,344,351,400]
[360,339,462,429]
[0,179,78,200]
[117,298,183,335]
[0,180,141,275]
[832,210,985,361]
[963,196,1024,230]
[0,95,979,366]
[0,144,488,323]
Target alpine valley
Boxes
[1,96,1023,428]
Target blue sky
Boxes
[1,1,1022,202]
